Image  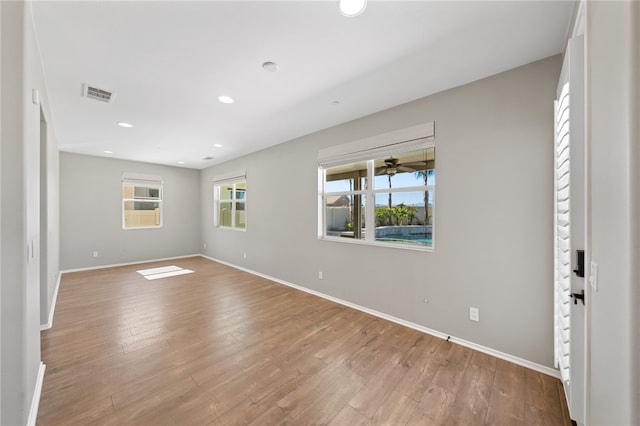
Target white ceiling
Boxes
[31,1,573,169]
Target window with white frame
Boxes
[319,123,435,250]
[214,171,247,230]
[122,173,163,229]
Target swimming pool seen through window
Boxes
[318,123,435,250]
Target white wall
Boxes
[587,1,639,424]
[201,56,561,368]
[635,2,640,420]
[0,1,56,423]
[39,108,60,328]
[60,153,201,270]
[0,1,4,420]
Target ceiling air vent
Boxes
[83,84,114,103]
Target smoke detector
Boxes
[83,84,114,103]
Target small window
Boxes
[214,174,247,231]
[122,173,163,229]
[319,123,435,250]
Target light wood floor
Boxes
[38,256,571,425]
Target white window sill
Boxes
[122,225,163,230]
[216,226,247,232]
[319,235,433,252]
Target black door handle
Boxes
[573,249,585,277]
[570,290,585,305]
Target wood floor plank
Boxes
[208,368,305,426]
[328,404,372,426]
[447,363,495,425]
[276,360,365,419]
[407,383,457,425]
[287,366,366,425]
[371,390,418,425]
[394,336,449,401]
[524,368,571,426]
[247,405,292,426]
[37,391,114,425]
[348,350,412,418]
[486,359,527,425]
[431,342,474,394]
[37,257,571,426]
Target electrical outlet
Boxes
[243,252,247,259]
[318,271,323,280]
[469,307,479,322]
[203,243,207,249]
[93,251,99,257]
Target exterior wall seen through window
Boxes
[215,180,246,230]
[122,181,163,229]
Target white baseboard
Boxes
[27,362,46,426]
[40,272,61,331]
[60,254,201,274]
[201,254,560,379]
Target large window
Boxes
[122,173,163,229]
[214,171,247,230]
[319,123,435,250]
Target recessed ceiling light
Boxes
[103,150,113,154]
[177,161,185,165]
[262,61,279,72]
[218,95,234,104]
[117,122,133,128]
[338,0,367,18]
[338,0,367,17]
[331,100,341,106]
[203,156,215,160]
[213,144,223,148]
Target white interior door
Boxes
[554,34,586,425]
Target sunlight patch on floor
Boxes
[136,265,193,280]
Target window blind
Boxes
[318,122,435,168]
[213,170,246,184]
[122,172,163,187]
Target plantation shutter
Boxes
[554,81,571,386]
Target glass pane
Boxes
[374,190,432,247]
[122,184,134,199]
[325,194,365,240]
[219,185,233,201]
[219,201,232,227]
[325,162,367,193]
[124,201,161,228]
[373,148,434,190]
[133,186,160,199]
[235,182,246,200]
[235,202,246,229]
[123,184,161,200]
